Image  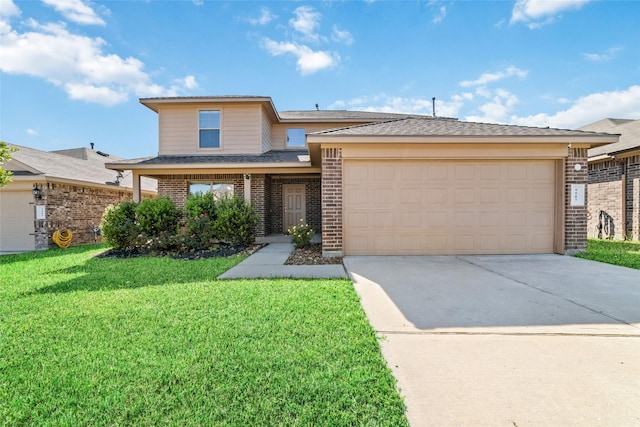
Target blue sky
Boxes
[1,0,639,158]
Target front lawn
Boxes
[0,245,407,426]
[576,238,640,270]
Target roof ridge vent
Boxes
[96,151,110,157]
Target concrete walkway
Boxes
[217,236,346,279]
[345,255,640,426]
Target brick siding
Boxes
[588,154,640,241]
[35,182,135,250]
[157,174,244,208]
[321,148,343,257]
[565,147,589,253]
[587,159,624,239]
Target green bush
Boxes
[288,219,315,249]
[184,192,217,249]
[100,201,139,249]
[213,195,258,246]
[136,197,182,238]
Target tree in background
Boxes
[0,142,17,187]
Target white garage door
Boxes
[343,160,556,255]
[0,191,35,252]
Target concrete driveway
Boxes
[344,255,640,426]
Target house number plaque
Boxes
[570,184,585,207]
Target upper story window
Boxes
[286,128,306,148]
[199,110,221,148]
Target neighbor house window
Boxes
[189,182,234,200]
[199,110,220,148]
[286,128,306,148]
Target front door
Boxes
[283,184,306,232]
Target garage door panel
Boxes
[0,191,35,252]
[343,159,556,255]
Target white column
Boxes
[244,174,251,204]
[132,171,141,202]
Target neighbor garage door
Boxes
[343,160,556,255]
[0,191,35,252]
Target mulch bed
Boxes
[97,243,264,261]
[285,243,343,265]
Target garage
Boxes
[0,191,35,252]
[343,159,558,255]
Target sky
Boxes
[1,0,639,159]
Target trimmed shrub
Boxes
[213,195,258,246]
[100,201,139,249]
[136,197,182,238]
[184,192,217,249]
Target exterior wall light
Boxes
[32,184,42,200]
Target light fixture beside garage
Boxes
[32,184,42,200]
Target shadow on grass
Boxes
[27,254,240,295]
[0,244,108,266]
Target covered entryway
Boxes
[343,159,558,255]
[0,191,35,252]
[282,183,306,231]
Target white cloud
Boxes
[510,0,591,28]
[26,128,38,136]
[192,0,204,5]
[582,46,622,62]
[433,5,447,24]
[0,0,20,17]
[289,5,322,42]
[248,7,276,26]
[465,89,520,123]
[460,66,528,87]
[181,75,199,89]
[331,25,353,45]
[261,38,338,75]
[509,85,640,129]
[328,94,462,118]
[0,18,196,106]
[42,0,105,26]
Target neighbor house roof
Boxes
[5,144,157,192]
[579,118,639,160]
[309,117,617,141]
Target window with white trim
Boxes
[286,128,306,148]
[199,110,221,148]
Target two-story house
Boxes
[106,96,618,257]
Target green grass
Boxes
[0,245,407,426]
[576,239,640,269]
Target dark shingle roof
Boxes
[311,117,615,137]
[111,150,309,166]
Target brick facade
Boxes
[587,159,624,239]
[565,147,589,254]
[587,154,640,241]
[156,173,321,238]
[320,148,343,257]
[157,174,244,208]
[35,183,134,250]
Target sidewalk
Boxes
[217,236,347,279]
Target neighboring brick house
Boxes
[579,118,640,241]
[107,96,617,257]
[0,144,157,253]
